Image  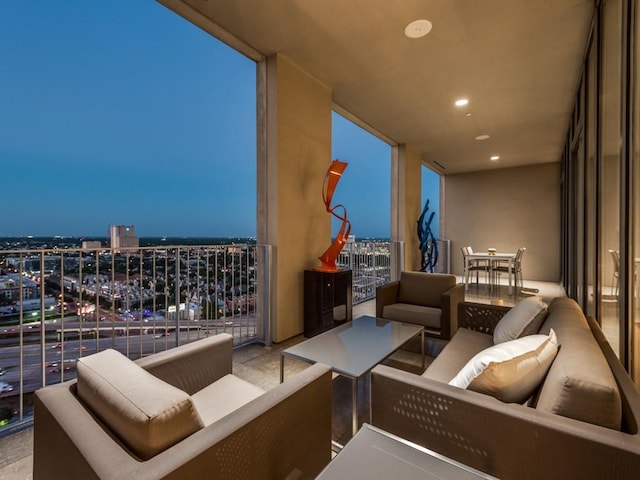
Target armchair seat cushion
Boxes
[76,349,203,460]
[422,328,493,383]
[382,303,441,329]
[191,374,265,425]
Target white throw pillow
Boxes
[449,329,558,403]
[493,296,548,344]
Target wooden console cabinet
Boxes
[304,269,353,337]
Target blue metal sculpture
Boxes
[417,199,439,272]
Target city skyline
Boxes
[1,1,439,239]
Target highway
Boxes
[0,316,258,400]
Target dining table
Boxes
[464,251,517,294]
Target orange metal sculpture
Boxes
[316,159,351,272]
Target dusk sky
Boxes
[1,1,439,239]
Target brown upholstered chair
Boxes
[33,334,332,480]
[375,271,464,340]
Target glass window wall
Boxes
[585,37,598,318]
[599,0,623,357]
[633,0,640,386]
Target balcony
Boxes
[0,276,570,478]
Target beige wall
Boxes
[261,54,333,342]
[392,145,423,271]
[443,163,561,281]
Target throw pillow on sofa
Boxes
[449,329,558,403]
[493,296,548,344]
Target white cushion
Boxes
[449,330,558,403]
[493,296,548,344]
[77,349,203,460]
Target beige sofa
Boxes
[376,272,465,340]
[33,334,333,480]
[371,298,640,479]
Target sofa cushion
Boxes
[493,296,548,344]
[536,297,622,430]
[382,303,441,330]
[397,272,456,307]
[77,349,203,460]
[449,329,558,403]
[422,328,494,383]
[191,374,265,425]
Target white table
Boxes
[465,252,517,294]
[280,316,423,438]
[316,423,497,479]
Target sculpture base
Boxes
[304,270,353,337]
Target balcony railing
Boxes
[0,243,265,430]
[337,241,392,304]
[0,240,393,431]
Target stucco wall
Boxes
[264,54,333,342]
[392,145,423,271]
[443,163,560,281]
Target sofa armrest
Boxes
[135,333,232,395]
[34,363,333,480]
[439,283,465,339]
[457,301,510,335]
[371,364,640,479]
[376,281,400,317]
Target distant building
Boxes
[82,240,102,249]
[109,225,139,249]
[0,274,40,302]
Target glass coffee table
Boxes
[316,423,497,479]
[280,316,424,437]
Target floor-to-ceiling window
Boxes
[585,34,598,319]
[632,0,640,386]
[562,0,640,380]
[599,0,623,356]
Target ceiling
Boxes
[159,0,595,175]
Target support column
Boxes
[391,144,423,272]
[258,54,333,343]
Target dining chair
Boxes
[493,247,526,288]
[461,246,490,284]
[609,249,620,296]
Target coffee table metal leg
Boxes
[280,355,284,384]
[421,329,425,370]
[352,376,358,436]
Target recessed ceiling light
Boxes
[465,112,472,117]
[490,155,500,161]
[404,19,432,39]
[455,98,469,107]
[475,134,490,141]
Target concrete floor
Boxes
[0,281,566,479]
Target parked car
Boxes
[0,367,6,376]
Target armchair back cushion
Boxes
[397,272,456,308]
[77,349,203,460]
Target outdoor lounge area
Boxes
[7,279,640,479]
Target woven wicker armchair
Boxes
[376,272,464,341]
[34,334,333,480]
